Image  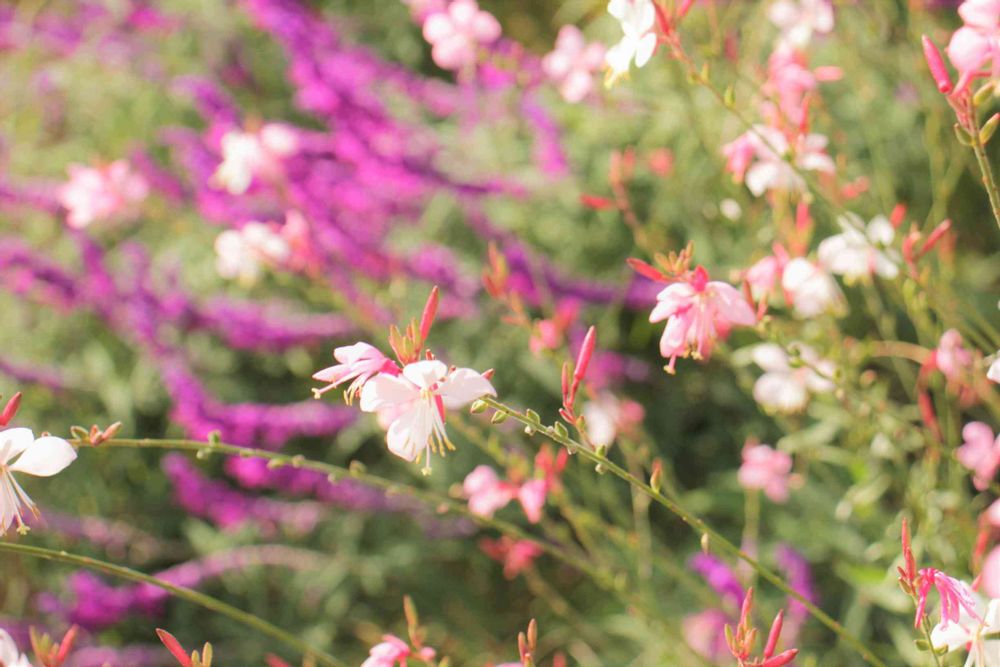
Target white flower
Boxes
[818,213,900,281]
[605,0,657,84]
[744,127,835,197]
[214,222,291,285]
[359,360,495,473]
[988,355,1000,383]
[751,343,834,413]
[931,595,1000,667]
[0,428,77,535]
[768,0,834,48]
[0,629,31,667]
[212,125,298,195]
[781,257,845,318]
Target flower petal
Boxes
[10,436,77,477]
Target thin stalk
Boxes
[478,396,886,667]
[0,542,346,667]
[968,97,1000,233]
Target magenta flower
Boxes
[542,26,606,103]
[915,568,980,628]
[947,0,1000,89]
[738,443,796,503]
[58,160,148,229]
[421,0,501,72]
[312,342,399,402]
[957,421,1000,491]
[648,266,757,372]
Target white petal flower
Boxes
[0,629,31,667]
[931,595,1000,667]
[988,355,1000,384]
[605,0,657,84]
[818,213,899,281]
[359,360,495,473]
[751,343,834,413]
[0,428,77,535]
[781,258,845,318]
[214,222,290,285]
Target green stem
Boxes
[478,397,886,667]
[96,438,627,602]
[968,109,1000,233]
[0,542,346,667]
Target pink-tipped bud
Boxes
[919,219,952,258]
[764,610,784,659]
[0,391,22,427]
[627,257,669,282]
[264,655,293,667]
[901,518,917,585]
[677,0,696,21]
[890,203,908,228]
[761,648,799,667]
[156,629,192,667]
[739,587,755,628]
[922,35,953,94]
[573,326,597,386]
[418,286,439,345]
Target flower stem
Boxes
[0,541,347,667]
[478,397,886,667]
[95,438,629,606]
[968,103,1000,233]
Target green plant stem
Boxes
[478,397,886,667]
[971,127,1000,233]
[96,438,635,609]
[0,541,346,667]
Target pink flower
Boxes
[722,133,758,183]
[481,537,543,578]
[212,124,298,195]
[983,546,1000,599]
[58,160,148,229]
[915,568,980,628]
[648,266,757,372]
[516,479,548,524]
[542,26,606,103]
[738,443,795,503]
[361,634,435,667]
[763,46,840,124]
[934,329,974,382]
[421,0,501,72]
[957,422,1000,491]
[463,465,516,518]
[947,0,1000,89]
[312,342,399,402]
[745,246,790,299]
[359,359,495,472]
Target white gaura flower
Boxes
[932,594,1000,667]
[768,0,834,48]
[0,628,31,667]
[744,127,835,197]
[359,360,495,473]
[988,354,1000,383]
[818,213,900,281]
[751,343,834,413]
[0,428,77,535]
[212,125,298,195]
[214,222,291,285]
[781,257,845,318]
[605,0,657,85]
